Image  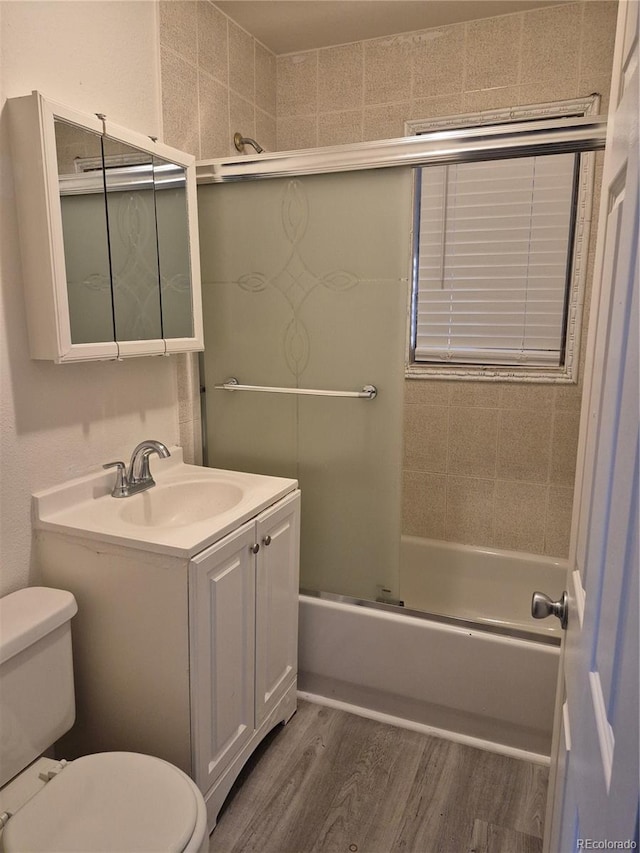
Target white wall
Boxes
[0,1,181,595]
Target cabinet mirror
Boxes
[55,119,114,345]
[9,92,203,362]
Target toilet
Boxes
[0,586,209,853]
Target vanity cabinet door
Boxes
[255,491,301,727]
[189,520,256,795]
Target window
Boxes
[406,99,599,382]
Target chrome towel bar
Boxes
[214,377,377,399]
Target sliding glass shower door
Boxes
[198,167,412,602]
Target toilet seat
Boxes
[1,752,204,853]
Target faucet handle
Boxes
[103,461,128,498]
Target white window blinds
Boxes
[414,153,577,365]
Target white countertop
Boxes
[33,448,298,558]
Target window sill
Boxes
[405,363,579,384]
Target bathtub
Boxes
[399,535,567,637]
[298,538,568,762]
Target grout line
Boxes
[194,8,202,160]
[315,49,320,146]
[576,1,587,84]
[225,17,232,154]
[516,12,524,86]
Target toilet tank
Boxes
[0,587,78,787]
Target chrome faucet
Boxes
[103,440,171,498]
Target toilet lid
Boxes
[1,752,200,853]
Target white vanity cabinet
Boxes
[189,492,300,809]
[35,467,300,832]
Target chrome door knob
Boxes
[531,590,568,629]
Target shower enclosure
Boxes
[198,168,411,603]
[195,118,606,755]
[197,114,605,623]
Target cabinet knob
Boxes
[250,543,260,555]
[263,535,272,546]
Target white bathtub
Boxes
[400,535,568,636]
[298,538,568,762]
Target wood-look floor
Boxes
[209,700,548,853]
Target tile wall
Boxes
[274,1,617,557]
[160,0,618,557]
[158,0,278,465]
[275,2,617,150]
[159,0,276,157]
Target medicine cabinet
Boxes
[9,91,203,362]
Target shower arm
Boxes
[233,132,264,154]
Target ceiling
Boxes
[215,1,567,55]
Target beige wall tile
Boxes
[277,52,318,117]
[177,352,200,425]
[364,35,412,105]
[550,410,580,487]
[255,109,276,152]
[161,47,199,155]
[544,485,574,557]
[408,93,465,122]
[160,3,280,172]
[176,353,194,423]
[363,102,410,141]
[448,407,499,478]
[463,85,521,113]
[229,19,255,102]
[197,1,228,84]
[555,384,582,412]
[199,70,230,158]
[318,110,363,147]
[445,476,495,545]
[517,79,580,106]
[497,409,552,483]
[403,405,449,473]
[179,345,203,464]
[520,3,582,86]
[580,1,619,78]
[412,25,465,98]
[229,91,255,146]
[465,14,522,91]
[277,114,318,150]
[179,421,196,465]
[402,471,447,538]
[500,385,555,412]
[494,480,547,553]
[578,74,613,112]
[255,42,276,116]
[318,43,364,113]
[159,0,197,65]
[450,382,501,408]
[404,379,452,406]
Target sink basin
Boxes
[32,448,298,557]
[118,480,244,528]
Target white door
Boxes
[545,2,639,849]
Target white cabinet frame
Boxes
[9,91,203,362]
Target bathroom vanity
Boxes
[32,450,300,831]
